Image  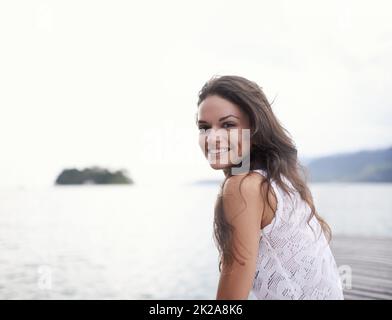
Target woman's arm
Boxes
[216,173,266,300]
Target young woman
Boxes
[196,75,344,300]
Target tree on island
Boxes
[55,166,134,185]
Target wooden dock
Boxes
[330,235,392,300]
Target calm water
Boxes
[0,182,391,299]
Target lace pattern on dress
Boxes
[251,169,344,300]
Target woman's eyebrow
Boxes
[198,115,240,124]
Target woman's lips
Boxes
[207,148,231,159]
[208,147,230,153]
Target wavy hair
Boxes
[196,75,332,273]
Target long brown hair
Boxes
[196,75,332,273]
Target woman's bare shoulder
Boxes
[222,171,267,196]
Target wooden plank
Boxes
[331,235,392,300]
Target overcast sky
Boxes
[0,0,391,187]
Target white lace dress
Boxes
[251,169,344,300]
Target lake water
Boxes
[0,182,391,299]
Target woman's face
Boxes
[197,94,252,170]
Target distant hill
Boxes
[298,156,315,166]
[305,146,392,182]
[55,166,134,185]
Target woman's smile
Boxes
[208,147,230,155]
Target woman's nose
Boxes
[206,128,228,148]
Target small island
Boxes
[55,166,134,185]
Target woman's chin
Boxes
[207,156,248,171]
[208,162,232,170]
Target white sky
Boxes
[0,0,391,186]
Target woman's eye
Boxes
[198,123,236,132]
